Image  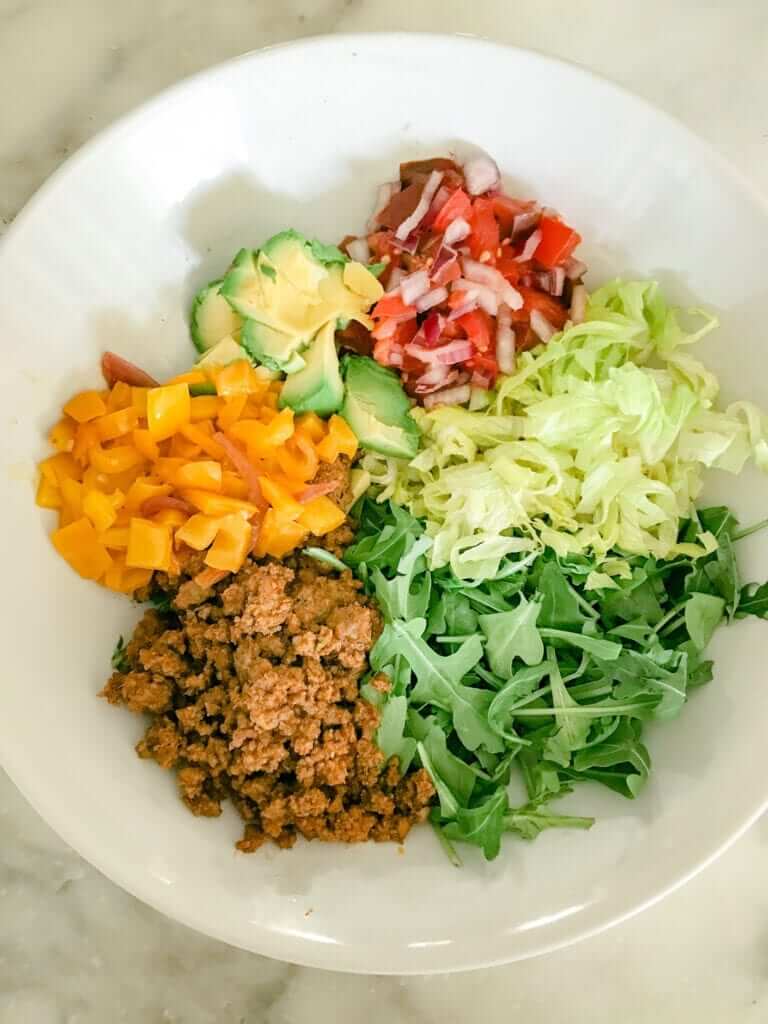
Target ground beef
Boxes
[101,550,433,852]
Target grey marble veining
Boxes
[2,1,768,1020]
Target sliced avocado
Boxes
[241,319,307,374]
[196,335,245,370]
[340,356,420,460]
[261,230,327,295]
[190,279,242,353]
[279,322,344,416]
[220,249,264,319]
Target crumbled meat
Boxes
[101,540,434,852]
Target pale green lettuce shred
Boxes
[361,281,768,579]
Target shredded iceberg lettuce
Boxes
[361,280,768,579]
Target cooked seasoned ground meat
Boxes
[101,550,434,851]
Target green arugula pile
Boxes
[343,499,768,863]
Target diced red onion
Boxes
[414,363,453,392]
[461,258,522,311]
[372,318,398,340]
[415,286,448,313]
[387,266,404,290]
[496,303,516,375]
[530,310,556,343]
[515,229,542,262]
[549,267,566,297]
[446,297,479,321]
[422,311,444,346]
[462,154,500,196]
[451,279,498,316]
[368,181,398,231]
[565,257,588,281]
[395,170,443,240]
[393,231,420,255]
[389,346,404,368]
[423,383,472,408]
[345,237,370,263]
[570,284,588,324]
[406,339,474,365]
[400,269,431,305]
[443,217,472,245]
[511,210,541,238]
[471,372,492,389]
[423,185,451,227]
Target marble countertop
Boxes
[2,1,768,1020]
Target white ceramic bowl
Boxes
[2,34,768,974]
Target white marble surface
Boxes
[2,1,768,1020]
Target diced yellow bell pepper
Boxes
[217,394,248,430]
[264,407,294,445]
[169,433,202,460]
[146,383,191,441]
[204,513,251,572]
[59,478,84,525]
[154,457,186,483]
[179,489,259,519]
[106,381,133,412]
[126,518,172,571]
[36,476,61,509]
[153,509,189,529]
[255,508,308,559]
[190,396,220,422]
[179,422,227,460]
[48,418,77,453]
[52,517,113,580]
[166,370,206,387]
[124,478,172,512]
[260,478,303,521]
[99,527,130,549]
[82,489,118,532]
[174,460,222,491]
[64,390,107,424]
[40,452,81,488]
[221,471,249,499]
[132,428,160,462]
[295,412,326,444]
[95,406,139,442]
[276,435,319,483]
[131,387,149,417]
[298,496,346,536]
[214,360,268,398]
[176,513,222,551]
[104,554,154,593]
[72,422,100,466]
[261,390,279,410]
[82,466,110,492]
[317,414,358,462]
[228,419,272,457]
[89,445,144,475]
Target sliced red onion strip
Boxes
[415,286,448,313]
[496,303,516,375]
[372,318,398,340]
[511,209,541,238]
[570,284,588,324]
[395,170,443,241]
[406,339,474,365]
[565,257,588,281]
[345,237,370,263]
[400,269,431,305]
[446,297,479,321]
[416,370,458,395]
[530,310,556,343]
[549,267,566,297]
[443,216,471,245]
[423,383,472,409]
[460,258,522,311]
[515,229,542,263]
[422,311,444,346]
[462,154,500,196]
[387,266,404,290]
[392,231,420,255]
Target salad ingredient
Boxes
[278,321,344,416]
[340,356,420,459]
[366,280,768,579]
[346,498,768,862]
[101,352,159,389]
[37,359,355,591]
[101,551,434,850]
[354,153,584,405]
[190,280,243,354]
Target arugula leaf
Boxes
[417,725,477,812]
[376,696,417,773]
[572,719,651,797]
[302,547,348,572]
[736,581,768,619]
[504,802,594,840]
[539,628,622,661]
[537,562,586,629]
[479,596,544,674]
[443,789,508,860]
[111,635,128,671]
[684,592,725,650]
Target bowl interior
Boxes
[2,34,768,973]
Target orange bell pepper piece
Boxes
[154,457,186,484]
[72,422,100,466]
[169,433,202,460]
[124,478,172,512]
[264,407,295,445]
[174,460,222,491]
[254,508,308,559]
[89,445,144,475]
[52,517,113,580]
[276,435,319,483]
[153,508,189,529]
[131,387,149,417]
[214,360,267,398]
[36,476,61,509]
[298,496,346,536]
[99,527,130,549]
[82,490,119,532]
[126,518,172,571]
[295,412,326,443]
[146,383,191,441]
[178,423,227,461]
[106,381,133,412]
[204,513,251,572]
[260,478,303,521]
[59,478,84,526]
[217,394,248,430]
[176,514,222,551]
[63,390,107,424]
[95,406,139,442]
[317,415,358,462]
[48,418,77,453]
[40,452,81,488]
[179,489,259,519]
[132,428,160,462]
[221,471,249,499]
[190,396,220,422]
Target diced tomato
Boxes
[432,258,461,287]
[433,188,473,231]
[456,310,493,353]
[448,289,470,310]
[441,319,465,341]
[367,230,398,262]
[534,216,582,268]
[468,198,500,262]
[393,319,419,347]
[490,195,534,236]
[371,294,417,320]
[496,255,530,284]
[517,286,569,329]
[466,352,499,385]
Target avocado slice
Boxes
[340,356,420,460]
[241,319,307,374]
[279,322,344,416]
[196,335,246,369]
[190,280,242,353]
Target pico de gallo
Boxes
[339,153,588,408]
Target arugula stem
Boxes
[645,599,688,641]
[732,517,768,542]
